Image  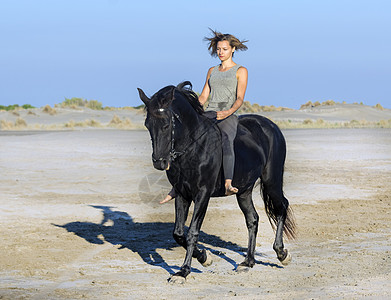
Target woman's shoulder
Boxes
[208,65,220,72]
[206,65,218,77]
[236,64,247,70]
[237,65,248,75]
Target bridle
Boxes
[149,82,223,164]
[151,106,219,164]
[151,107,183,163]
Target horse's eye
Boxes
[163,124,170,131]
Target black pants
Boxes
[216,114,238,180]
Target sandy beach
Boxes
[0,126,390,299]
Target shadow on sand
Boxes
[54,205,281,275]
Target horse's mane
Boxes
[145,81,204,116]
[176,81,204,115]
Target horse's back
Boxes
[229,114,286,189]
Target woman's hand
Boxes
[216,110,231,120]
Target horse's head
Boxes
[138,82,204,171]
[138,85,177,171]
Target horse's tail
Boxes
[260,179,296,240]
[258,120,296,240]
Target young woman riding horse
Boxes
[161,29,248,203]
[138,30,295,284]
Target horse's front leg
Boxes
[170,190,210,284]
[172,194,191,250]
[172,195,209,267]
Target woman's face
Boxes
[216,40,235,61]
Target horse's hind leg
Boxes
[273,202,291,265]
[236,187,259,271]
[263,183,292,265]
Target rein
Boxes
[155,107,218,162]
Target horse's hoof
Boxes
[280,249,292,266]
[236,264,250,273]
[168,275,186,285]
[201,250,213,267]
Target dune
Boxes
[1,103,390,130]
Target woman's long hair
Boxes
[204,28,248,57]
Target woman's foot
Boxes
[160,194,174,204]
[225,179,238,196]
[225,185,238,196]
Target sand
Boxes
[0,127,390,299]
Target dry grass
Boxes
[237,101,292,114]
[300,100,336,109]
[0,120,14,130]
[60,98,103,110]
[64,119,102,129]
[0,118,27,130]
[273,118,391,129]
[42,105,57,115]
[108,115,139,129]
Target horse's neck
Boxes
[175,105,211,141]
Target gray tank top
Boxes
[207,64,241,112]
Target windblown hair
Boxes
[204,28,248,57]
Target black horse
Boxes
[138,82,295,284]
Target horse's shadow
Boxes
[54,205,281,274]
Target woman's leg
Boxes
[217,115,239,195]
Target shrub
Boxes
[0,120,13,129]
[350,119,360,125]
[22,104,35,109]
[374,103,384,110]
[0,104,19,111]
[42,105,57,115]
[86,119,101,127]
[64,120,75,129]
[0,104,35,111]
[303,119,313,125]
[322,100,336,106]
[86,100,103,110]
[108,115,134,129]
[252,103,261,111]
[300,101,313,109]
[109,114,122,125]
[62,97,85,107]
[61,97,103,110]
[316,119,325,125]
[14,117,27,128]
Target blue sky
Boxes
[0,0,390,109]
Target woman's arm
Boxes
[198,67,213,106]
[216,66,248,120]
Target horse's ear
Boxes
[170,87,176,101]
[137,88,150,105]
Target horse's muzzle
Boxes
[152,157,170,171]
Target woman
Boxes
[161,29,248,204]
